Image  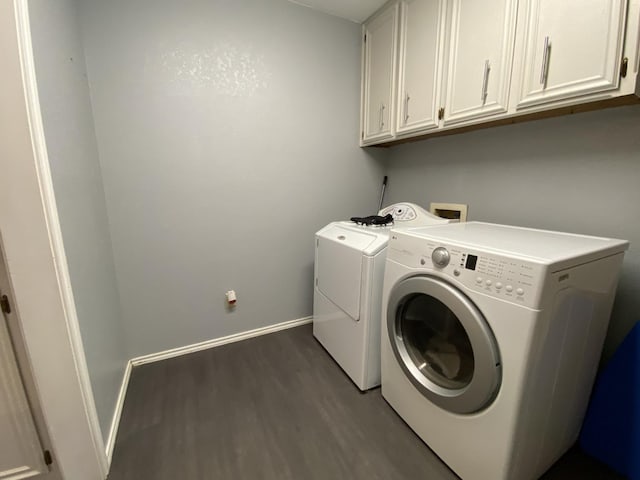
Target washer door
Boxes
[387,276,501,414]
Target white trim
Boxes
[131,316,312,366]
[105,361,132,465]
[13,0,108,475]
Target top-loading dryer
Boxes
[313,203,452,390]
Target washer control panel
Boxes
[380,203,417,221]
[388,234,545,308]
[379,202,451,224]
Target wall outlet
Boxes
[225,290,237,306]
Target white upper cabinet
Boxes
[443,0,519,125]
[360,0,638,145]
[516,0,627,109]
[396,0,446,135]
[362,3,399,144]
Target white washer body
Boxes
[381,222,628,480]
[313,203,452,390]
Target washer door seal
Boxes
[387,275,501,414]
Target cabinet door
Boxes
[396,0,446,135]
[443,0,518,125]
[362,3,398,144]
[516,0,627,109]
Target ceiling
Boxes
[288,0,387,23]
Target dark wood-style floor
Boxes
[108,324,623,480]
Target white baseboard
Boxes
[105,316,312,467]
[130,316,312,367]
[105,359,132,465]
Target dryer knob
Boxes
[431,247,450,268]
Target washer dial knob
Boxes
[431,247,450,268]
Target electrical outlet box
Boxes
[430,202,468,222]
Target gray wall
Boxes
[29,0,128,443]
[79,0,386,357]
[383,105,640,359]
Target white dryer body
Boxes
[381,222,628,480]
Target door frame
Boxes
[0,239,58,479]
[1,0,107,478]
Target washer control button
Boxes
[453,269,461,277]
[420,258,426,266]
[476,277,483,284]
[505,285,513,293]
[485,279,492,286]
[431,247,450,268]
[516,288,525,296]
[495,282,503,289]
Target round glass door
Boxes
[401,294,475,390]
[387,276,501,414]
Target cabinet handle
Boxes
[379,103,385,131]
[481,60,491,103]
[540,36,551,85]
[404,93,410,123]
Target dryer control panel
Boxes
[388,234,545,309]
[455,249,541,305]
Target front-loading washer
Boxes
[381,222,628,479]
[313,203,452,391]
